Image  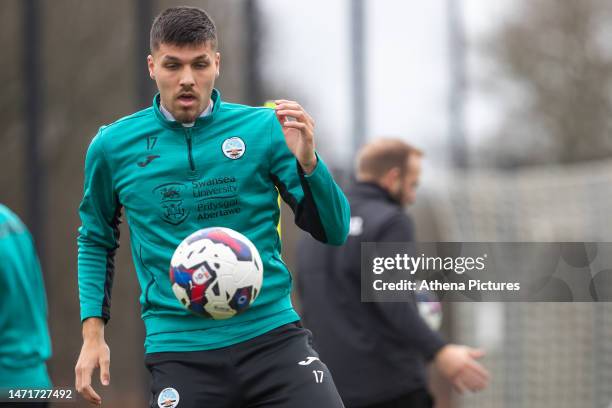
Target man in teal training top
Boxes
[75,6,350,407]
[0,204,52,408]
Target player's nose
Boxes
[179,67,195,87]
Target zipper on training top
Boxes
[184,128,195,171]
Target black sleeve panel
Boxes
[101,201,122,323]
[270,160,327,243]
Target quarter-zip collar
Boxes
[349,181,401,206]
[152,88,222,130]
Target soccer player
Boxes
[0,205,52,408]
[74,6,349,407]
[297,139,490,408]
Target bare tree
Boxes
[482,0,612,167]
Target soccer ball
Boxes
[169,227,263,319]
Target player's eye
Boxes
[194,62,209,69]
[164,63,179,70]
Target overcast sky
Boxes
[259,0,515,170]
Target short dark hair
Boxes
[150,6,217,52]
[356,138,423,181]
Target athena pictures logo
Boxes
[222,137,246,160]
[157,387,180,408]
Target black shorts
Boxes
[145,322,345,408]
[349,388,434,408]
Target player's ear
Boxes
[215,52,221,77]
[147,55,156,80]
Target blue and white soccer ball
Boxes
[169,227,263,320]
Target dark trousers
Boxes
[349,388,433,408]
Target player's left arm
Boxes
[268,100,350,246]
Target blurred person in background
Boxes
[75,6,350,407]
[297,139,490,408]
[0,204,52,408]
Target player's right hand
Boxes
[75,320,110,405]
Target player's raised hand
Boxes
[75,318,111,405]
[274,99,317,174]
[434,344,490,394]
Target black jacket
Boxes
[296,182,446,407]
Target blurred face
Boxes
[385,154,422,205]
[147,41,220,123]
[400,154,421,205]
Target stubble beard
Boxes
[173,104,200,124]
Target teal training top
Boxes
[78,90,350,353]
[0,205,52,388]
